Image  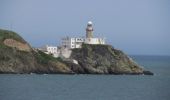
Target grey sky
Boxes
[0,0,170,55]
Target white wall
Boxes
[46,46,58,54]
[63,37,84,49]
[85,38,105,44]
[62,37,105,49]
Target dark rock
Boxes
[70,44,151,75]
[143,70,154,75]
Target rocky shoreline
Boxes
[0,29,153,75]
[0,71,153,75]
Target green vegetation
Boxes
[0,42,9,48]
[35,50,63,64]
[0,29,70,74]
[0,29,26,43]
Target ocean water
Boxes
[0,55,170,100]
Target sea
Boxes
[0,55,170,100]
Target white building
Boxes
[62,21,105,49]
[62,37,85,49]
[45,45,57,54]
[40,45,59,57]
[40,21,106,58]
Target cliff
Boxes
[0,29,153,75]
[69,44,153,75]
[0,29,72,74]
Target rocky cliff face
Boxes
[0,29,72,74]
[0,29,153,75]
[69,44,153,75]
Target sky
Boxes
[0,0,170,55]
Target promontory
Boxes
[0,29,153,75]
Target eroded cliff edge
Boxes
[67,44,153,75]
[0,29,153,75]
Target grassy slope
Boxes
[0,29,71,74]
[0,29,26,43]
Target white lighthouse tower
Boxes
[86,21,93,38]
[61,21,106,50]
[85,21,105,44]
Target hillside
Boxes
[0,29,153,75]
[0,29,72,74]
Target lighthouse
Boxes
[86,21,93,38]
[61,21,105,51]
